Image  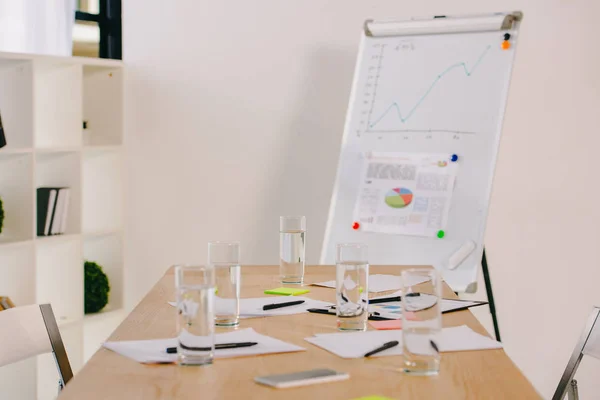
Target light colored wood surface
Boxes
[58,266,540,400]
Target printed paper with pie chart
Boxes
[353,152,459,237]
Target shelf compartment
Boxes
[82,150,122,233]
[36,235,83,325]
[83,234,123,312]
[82,67,122,146]
[0,154,34,242]
[35,152,81,236]
[0,242,35,306]
[0,59,34,149]
[34,62,82,149]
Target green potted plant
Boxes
[84,260,110,314]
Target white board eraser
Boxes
[448,240,476,270]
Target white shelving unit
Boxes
[0,51,124,400]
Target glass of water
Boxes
[208,241,241,327]
[335,243,369,331]
[279,216,306,284]
[401,268,442,376]
[175,265,216,366]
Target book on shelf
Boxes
[37,187,71,236]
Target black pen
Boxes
[166,342,258,353]
[307,308,336,316]
[369,292,420,305]
[364,340,399,357]
[368,296,402,304]
[263,300,305,311]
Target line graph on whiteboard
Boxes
[353,36,508,138]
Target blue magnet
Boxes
[450,154,458,162]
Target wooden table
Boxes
[59,266,540,399]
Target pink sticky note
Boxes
[369,320,402,330]
[368,312,418,330]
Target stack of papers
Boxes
[304,325,502,358]
[168,296,333,318]
[310,274,430,293]
[103,328,305,364]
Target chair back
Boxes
[553,307,600,400]
[0,304,73,388]
[0,304,52,366]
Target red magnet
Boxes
[352,222,360,230]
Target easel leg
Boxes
[481,248,501,342]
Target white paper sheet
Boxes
[168,296,333,318]
[310,274,429,293]
[353,152,459,237]
[103,328,305,364]
[305,325,501,359]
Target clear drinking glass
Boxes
[401,268,442,376]
[175,265,216,366]
[208,241,241,327]
[279,216,306,284]
[335,243,369,331]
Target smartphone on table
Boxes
[254,368,349,389]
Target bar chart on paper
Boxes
[353,31,513,138]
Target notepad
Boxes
[264,287,310,296]
[103,328,305,364]
[305,325,502,358]
[168,296,331,317]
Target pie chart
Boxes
[385,188,413,208]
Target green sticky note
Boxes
[264,287,310,296]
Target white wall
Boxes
[123,1,600,398]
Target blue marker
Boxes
[451,154,458,162]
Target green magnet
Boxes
[437,230,445,239]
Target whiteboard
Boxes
[321,13,522,292]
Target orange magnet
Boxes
[352,222,360,230]
[501,40,511,50]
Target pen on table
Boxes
[364,340,399,357]
[369,292,421,305]
[166,342,258,353]
[307,308,336,315]
[262,300,305,311]
[368,296,402,305]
